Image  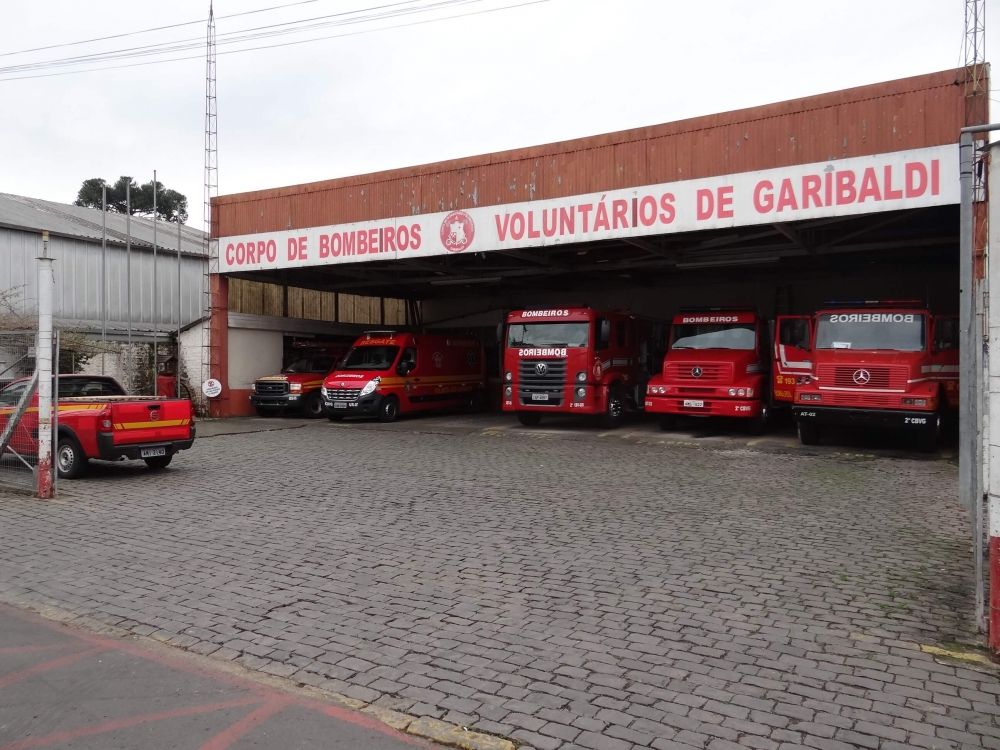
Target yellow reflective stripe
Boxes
[112,419,190,430]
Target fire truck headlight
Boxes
[576,371,586,382]
[575,387,586,399]
[504,386,512,397]
[737,388,746,397]
[657,386,666,395]
[801,393,822,402]
[289,382,302,393]
[360,377,381,397]
[728,388,737,396]
[903,397,928,407]
[746,387,754,398]
[504,371,512,382]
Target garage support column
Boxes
[987,140,1000,648]
[208,273,229,418]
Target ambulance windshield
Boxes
[671,324,755,350]
[815,313,924,351]
[507,323,590,348]
[339,345,400,370]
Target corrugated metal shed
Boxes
[0,193,208,257]
[214,67,988,238]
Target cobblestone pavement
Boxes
[0,414,994,750]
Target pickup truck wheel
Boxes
[56,435,88,479]
[302,392,324,419]
[144,455,173,470]
[602,386,626,429]
[797,420,821,446]
[517,412,542,427]
[378,395,400,423]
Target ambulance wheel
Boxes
[749,406,769,435]
[916,411,942,453]
[378,396,400,423]
[144,455,173,470]
[517,412,542,427]
[56,435,88,479]
[302,392,325,419]
[602,386,626,429]
[658,415,677,431]
[797,420,821,446]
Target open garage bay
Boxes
[0,416,995,750]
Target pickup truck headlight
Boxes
[251,383,257,393]
[360,377,381,397]
[289,382,302,392]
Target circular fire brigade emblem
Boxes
[535,362,549,376]
[440,210,475,253]
[852,368,871,385]
[691,366,703,378]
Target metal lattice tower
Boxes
[201,1,218,398]
[965,0,986,94]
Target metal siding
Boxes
[214,67,981,237]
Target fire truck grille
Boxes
[824,392,897,408]
[518,359,566,406]
[819,365,906,389]
[664,362,732,383]
[326,388,362,401]
[255,381,288,396]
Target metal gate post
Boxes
[36,231,55,499]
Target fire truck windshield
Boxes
[815,313,925,351]
[339,345,400,370]
[507,323,590,348]
[671,324,755,350]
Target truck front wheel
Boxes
[378,396,400,423]
[517,412,542,427]
[302,392,324,419]
[797,420,821,446]
[144,455,173,470]
[602,386,626,429]
[56,435,88,479]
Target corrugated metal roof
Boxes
[0,193,208,257]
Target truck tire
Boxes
[378,395,400,423]
[144,455,173,470]
[658,415,677,431]
[602,386,626,429]
[797,420,821,446]
[302,391,324,419]
[517,411,542,427]
[56,435,88,479]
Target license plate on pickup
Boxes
[531,393,549,401]
[682,399,705,408]
[140,446,167,458]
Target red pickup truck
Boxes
[0,375,195,479]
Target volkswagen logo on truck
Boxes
[535,362,549,376]
[852,368,871,385]
[691,366,703,378]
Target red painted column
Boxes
[990,537,1000,651]
[208,274,229,418]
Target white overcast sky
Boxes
[0,0,993,228]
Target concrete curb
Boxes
[2,595,516,750]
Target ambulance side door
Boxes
[773,315,813,403]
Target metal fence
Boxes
[0,331,57,494]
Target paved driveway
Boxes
[0,415,994,750]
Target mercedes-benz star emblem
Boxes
[852,368,871,385]
[535,362,548,376]
[691,367,703,378]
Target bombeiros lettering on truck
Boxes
[784,300,958,451]
[645,309,771,432]
[502,307,663,428]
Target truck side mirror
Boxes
[397,361,413,376]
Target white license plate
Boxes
[531,393,549,401]
[140,447,167,458]
[682,399,705,408]
[333,401,350,409]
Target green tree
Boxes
[74,176,188,223]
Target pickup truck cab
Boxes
[250,353,340,418]
[0,375,196,479]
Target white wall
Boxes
[227,328,282,390]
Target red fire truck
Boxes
[501,307,656,428]
[645,309,770,432]
[321,331,485,422]
[779,301,958,450]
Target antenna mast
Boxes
[964,0,986,95]
[201,1,219,401]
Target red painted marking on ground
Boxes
[0,644,67,655]
[0,697,261,750]
[199,698,292,750]
[0,647,106,690]
[309,701,433,746]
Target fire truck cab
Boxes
[784,301,958,450]
[322,331,486,422]
[645,309,769,432]
[501,307,655,428]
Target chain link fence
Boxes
[0,330,57,494]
